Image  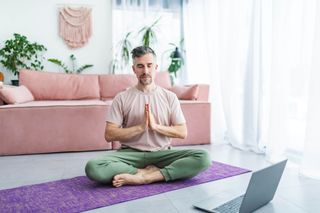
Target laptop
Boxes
[193,159,287,213]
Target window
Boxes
[112,0,183,74]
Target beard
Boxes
[139,74,152,85]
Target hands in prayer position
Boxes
[144,104,157,131]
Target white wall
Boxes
[0,0,112,84]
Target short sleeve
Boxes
[106,94,123,126]
[170,94,186,125]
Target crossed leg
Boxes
[112,165,164,187]
[85,148,211,187]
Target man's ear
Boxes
[132,65,136,74]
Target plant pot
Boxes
[11,80,19,86]
[0,71,4,82]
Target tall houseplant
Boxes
[110,18,161,74]
[110,32,133,74]
[0,33,47,85]
[138,17,161,47]
[48,54,93,74]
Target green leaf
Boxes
[48,58,70,73]
[48,55,94,74]
[138,17,161,47]
[0,33,47,75]
[76,64,93,74]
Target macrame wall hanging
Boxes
[59,6,92,49]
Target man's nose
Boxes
[142,67,149,73]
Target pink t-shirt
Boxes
[107,86,186,151]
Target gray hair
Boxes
[131,46,156,60]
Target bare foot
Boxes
[144,165,160,174]
[112,166,164,187]
[112,172,146,187]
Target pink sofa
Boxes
[0,70,211,156]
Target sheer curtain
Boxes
[301,0,320,179]
[183,0,320,179]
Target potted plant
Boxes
[110,18,161,74]
[138,17,161,47]
[48,54,93,74]
[0,33,47,85]
[110,32,133,74]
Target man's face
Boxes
[132,53,158,86]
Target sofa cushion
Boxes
[99,74,137,99]
[19,69,100,100]
[0,85,34,104]
[99,71,172,99]
[0,82,6,105]
[155,71,172,88]
[169,85,199,100]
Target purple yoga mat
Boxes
[0,161,250,212]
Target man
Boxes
[85,46,211,187]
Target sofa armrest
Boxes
[196,84,209,101]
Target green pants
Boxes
[85,148,211,184]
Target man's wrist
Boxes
[136,124,145,133]
[151,123,160,132]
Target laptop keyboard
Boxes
[212,195,244,213]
